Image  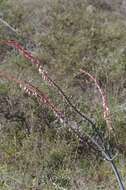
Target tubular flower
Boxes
[0,40,54,86]
[80,69,113,132]
[0,70,65,122]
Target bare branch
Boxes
[0,18,18,34]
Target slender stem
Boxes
[107,152,125,190]
[0,18,18,34]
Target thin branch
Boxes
[0,18,18,34]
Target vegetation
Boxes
[0,0,126,189]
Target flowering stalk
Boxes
[0,70,64,122]
[0,40,53,86]
[79,70,125,190]
[80,69,113,132]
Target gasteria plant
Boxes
[0,40,125,190]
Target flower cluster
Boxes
[1,40,54,86]
[0,70,65,123]
[80,69,113,132]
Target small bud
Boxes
[23,86,27,91]
[33,92,37,97]
[19,83,23,88]
[60,118,64,124]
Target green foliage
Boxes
[0,0,7,6]
[0,83,9,94]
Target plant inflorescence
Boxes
[0,40,125,190]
